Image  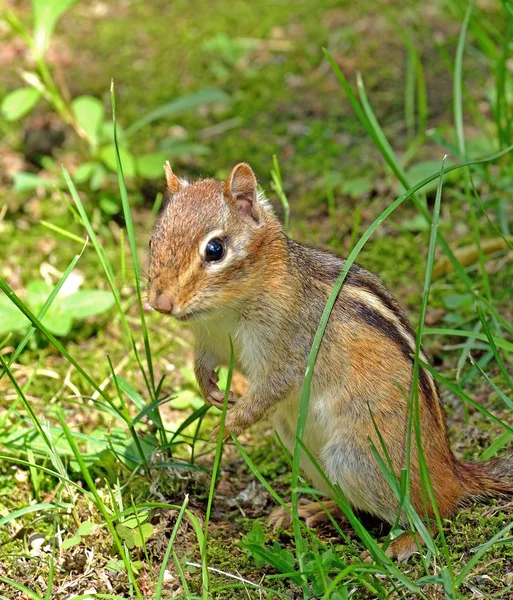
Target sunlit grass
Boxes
[1,2,513,599]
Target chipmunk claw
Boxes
[207,388,235,410]
[360,532,419,564]
[269,499,344,530]
[210,421,237,443]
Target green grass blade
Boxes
[286,142,513,600]
[172,548,191,596]
[297,442,427,596]
[287,141,513,597]
[325,49,479,291]
[202,337,235,598]
[39,220,87,244]
[110,81,156,399]
[0,355,69,479]
[420,360,513,435]
[453,0,492,308]
[0,578,42,600]
[423,328,513,353]
[270,154,290,231]
[355,70,474,291]
[56,410,144,600]
[0,454,94,499]
[469,355,513,412]
[410,158,454,588]
[0,279,126,420]
[455,521,513,586]
[155,498,189,599]
[454,0,474,158]
[59,171,131,343]
[475,302,513,391]
[480,431,512,460]
[0,501,72,527]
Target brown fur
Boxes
[147,163,513,561]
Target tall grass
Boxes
[233,4,513,598]
[1,2,513,599]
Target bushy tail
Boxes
[460,456,513,499]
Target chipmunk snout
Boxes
[152,293,174,315]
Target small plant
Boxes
[1,0,230,213]
[116,513,154,550]
[0,278,114,338]
[62,519,94,550]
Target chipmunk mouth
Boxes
[173,308,210,322]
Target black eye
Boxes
[205,238,225,262]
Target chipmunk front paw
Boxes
[200,371,235,409]
[210,405,250,442]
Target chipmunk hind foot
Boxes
[362,529,431,564]
[269,499,345,530]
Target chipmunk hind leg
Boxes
[269,499,346,530]
[321,438,400,524]
[363,524,438,564]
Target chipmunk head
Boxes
[147,162,283,320]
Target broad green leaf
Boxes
[13,172,56,192]
[136,152,169,179]
[122,512,151,529]
[106,558,124,572]
[59,290,115,318]
[25,280,53,309]
[1,88,41,121]
[41,309,73,336]
[131,560,143,573]
[99,194,121,215]
[90,163,108,190]
[100,144,136,178]
[443,293,473,310]
[71,96,104,147]
[126,88,230,136]
[73,162,97,184]
[116,524,135,549]
[0,295,30,334]
[133,523,153,547]
[25,281,73,336]
[100,121,127,145]
[116,524,131,539]
[32,0,79,57]
[77,520,93,536]
[62,535,81,550]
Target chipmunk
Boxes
[147,162,513,562]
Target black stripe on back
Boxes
[344,274,414,336]
[351,301,438,414]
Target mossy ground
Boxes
[1,0,513,598]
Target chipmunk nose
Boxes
[152,293,174,314]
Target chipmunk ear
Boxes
[164,161,183,195]
[224,163,260,223]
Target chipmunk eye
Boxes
[205,238,225,262]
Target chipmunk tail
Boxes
[459,456,513,499]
